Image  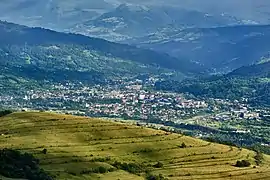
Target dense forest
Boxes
[155,62,270,106]
[0,20,200,74]
[155,77,269,106]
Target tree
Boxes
[0,110,12,117]
[146,173,168,180]
[235,160,251,167]
[153,162,163,168]
[42,149,47,154]
[179,142,187,148]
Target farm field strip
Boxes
[0,112,269,180]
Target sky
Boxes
[0,0,269,25]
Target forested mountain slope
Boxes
[155,62,270,106]
[229,61,270,77]
[132,25,270,72]
[0,20,201,94]
[0,21,198,74]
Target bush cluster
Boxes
[254,151,264,165]
[0,110,12,117]
[146,173,168,180]
[153,162,163,168]
[235,160,251,167]
[89,156,111,162]
[112,161,144,174]
[80,166,114,174]
[0,148,53,180]
[133,148,153,153]
[179,142,187,148]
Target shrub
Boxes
[67,171,77,176]
[235,160,251,167]
[90,156,111,162]
[42,149,47,154]
[112,161,144,174]
[80,167,114,174]
[146,173,168,180]
[138,148,153,153]
[0,110,12,117]
[97,166,107,174]
[153,162,163,168]
[179,142,187,148]
[254,151,264,165]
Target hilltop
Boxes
[0,112,270,179]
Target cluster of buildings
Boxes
[87,89,208,121]
[6,82,208,122]
[1,79,269,149]
[0,80,208,122]
[1,80,269,124]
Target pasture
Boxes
[0,112,269,180]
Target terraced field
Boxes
[0,112,270,180]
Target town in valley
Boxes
[1,77,269,152]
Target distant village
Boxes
[1,78,269,148]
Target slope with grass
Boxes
[0,112,270,180]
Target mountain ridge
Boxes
[130,24,270,72]
[0,20,200,78]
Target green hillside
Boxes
[0,112,270,180]
[0,20,199,96]
[155,62,270,107]
[228,62,270,78]
[0,20,198,77]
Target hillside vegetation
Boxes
[0,112,270,180]
[155,62,270,107]
[134,25,270,72]
[0,20,199,97]
[229,62,270,77]
[0,20,198,76]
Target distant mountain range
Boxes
[2,0,270,29]
[129,25,270,72]
[0,0,114,29]
[68,3,270,73]
[71,4,243,42]
[0,1,270,73]
[0,20,200,92]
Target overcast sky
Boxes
[0,0,269,24]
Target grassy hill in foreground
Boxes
[0,112,270,180]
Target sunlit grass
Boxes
[0,112,269,180]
